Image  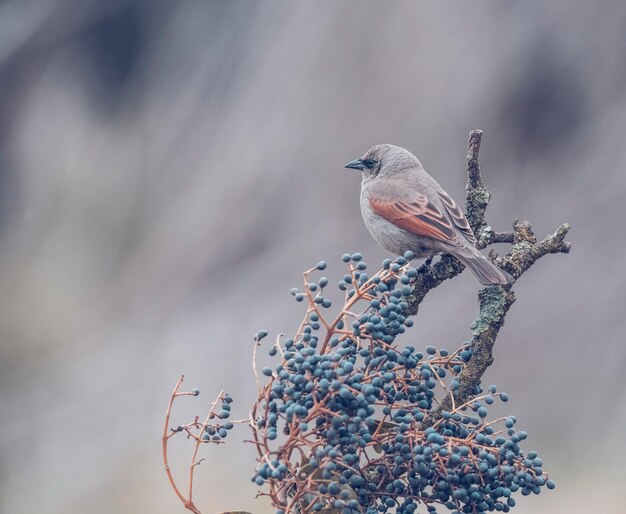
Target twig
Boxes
[163,376,231,514]
[477,226,514,249]
[465,129,490,234]
[162,375,203,513]
[188,390,224,507]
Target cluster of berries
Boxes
[199,393,234,442]
[251,253,552,514]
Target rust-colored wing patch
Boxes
[437,190,477,244]
[370,196,459,245]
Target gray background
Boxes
[0,1,624,513]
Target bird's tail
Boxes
[455,247,514,285]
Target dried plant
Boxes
[162,130,570,514]
[162,377,234,514]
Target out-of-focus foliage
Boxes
[0,2,624,514]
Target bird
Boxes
[344,144,513,285]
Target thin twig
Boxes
[188,390,224,507]
[163,375,188,507]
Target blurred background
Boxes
[1,1,625,513]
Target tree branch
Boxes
[465,129,491,234]
[410,130,571,426]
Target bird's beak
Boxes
[344,159,365,171]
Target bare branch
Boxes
[163,377,236,514]
[477,226,515,249]
[420,134,572,425]
[162,376,198,511]
[465,129,491,234]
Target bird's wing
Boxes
[368,184,462,247]
[436,190,477,245]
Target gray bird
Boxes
[345,144,513,285]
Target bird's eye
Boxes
[364,158,376,169]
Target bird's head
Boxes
[344,144,420,180]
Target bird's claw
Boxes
[418,255,435,275]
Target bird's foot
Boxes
[418,255,436,275]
